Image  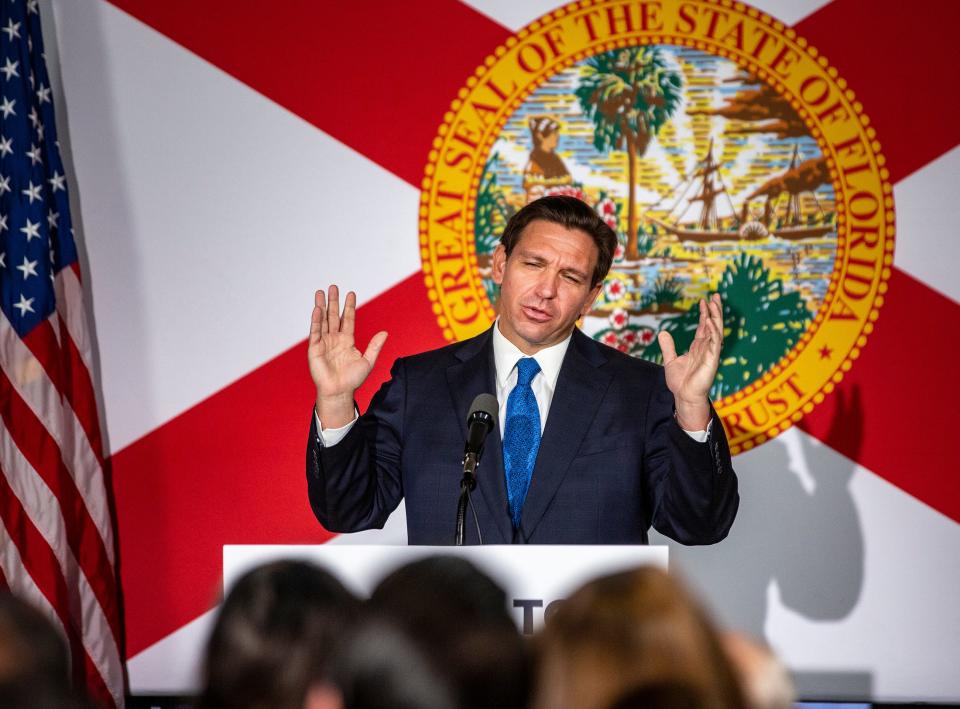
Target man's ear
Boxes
[580,281,603,318]
[491,243,507,286]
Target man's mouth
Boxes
[521,305,552,323]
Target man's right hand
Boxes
[308,285,388,429]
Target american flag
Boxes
[0,1,123,706]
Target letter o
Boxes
[517,42,547,73]
[848,190,879,220]
[799,75,830,106]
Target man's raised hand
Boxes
[656,292,724,431]
[308,285,388,428]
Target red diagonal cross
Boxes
[104,0,960,657]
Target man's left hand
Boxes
[657,293,724,431]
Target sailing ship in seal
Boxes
[646,141,834,243]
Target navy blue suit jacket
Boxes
[306,326,738,545]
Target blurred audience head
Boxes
[306,619,456,709]
[721,632,795,709]
[0,590,70,685]
[533,566,748,709]
[606,679,711,709]
[0,591,91,709]
[369,555,531,709]
[196,559,360,709]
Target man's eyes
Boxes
[521,261,584,284]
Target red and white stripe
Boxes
[0,269,125,707]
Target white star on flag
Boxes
[0,251,5,268]
[0,58,17,81]
[0,96,14,118]
[0,214,7,232]
[12,293,34,316]
[47,209,57,229]
[0,176,9,194]
[36,84,51,104]
[16,256,38,280]
[2,19,20,41]
[22,180,41,203]
[48,170,65,192]
[26,144,41,164]
[0,135,12,157]
[20,218,40,241]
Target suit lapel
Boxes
[445,329,511,543]
[519,328,611,540]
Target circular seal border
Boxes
[418,0,894,455]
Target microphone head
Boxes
[468,393,499,430]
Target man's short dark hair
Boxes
[499,195,618,288]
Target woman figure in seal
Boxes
[523,116,573,203]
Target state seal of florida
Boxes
[419,0,893,454]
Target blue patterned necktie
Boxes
[503,357,542,529]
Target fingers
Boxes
[326,284,340,334]
[694,298,709,340]
[314,286,363,340]
[341,290,357,336]
[309,290,326,351]
[313,289,327,336]
[362,330,389,368]
[658,330,677,364]
[706,293,724,349]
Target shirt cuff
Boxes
[679,419,711,443]
[314,408,359,447]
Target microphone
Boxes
[462,393,498,484]
[456,393,498,545]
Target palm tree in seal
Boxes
[576,46,682,260]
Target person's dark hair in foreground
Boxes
[499,194,618,287]
[312,619,455,709]
[605,680,709,709]
[532,566,748,709]
[0,591,93,709]
[369,556,531,709]
[195,560,360,709]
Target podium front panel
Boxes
[224,544,667,633]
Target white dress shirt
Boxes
[316,321,709,443]
[491,320,568,434]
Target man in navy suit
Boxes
[306,196,737,544]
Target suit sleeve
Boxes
[642,369,739,545]
[305,358,406,533]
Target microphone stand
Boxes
[454,452,479,546]
[454,397,495,545]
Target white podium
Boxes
[224,544,668,633]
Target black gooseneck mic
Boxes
[455,393,498,545]
[462,393,498,481]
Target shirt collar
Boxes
[492,320,571,390]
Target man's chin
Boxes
[514,324,568,350]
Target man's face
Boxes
[492,219,603,354]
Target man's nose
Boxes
[534,271,558,298]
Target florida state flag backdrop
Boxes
[37,0,959,701]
